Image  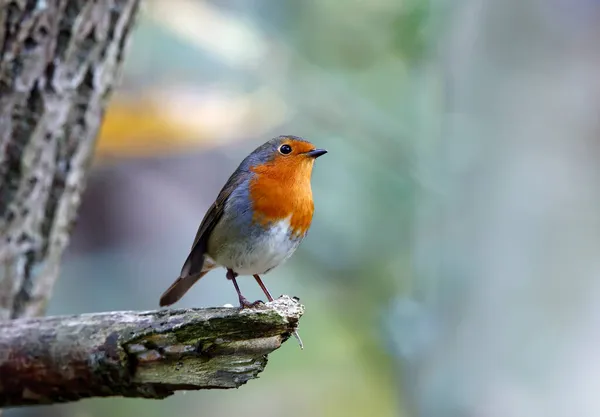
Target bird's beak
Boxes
[305,148,328,159]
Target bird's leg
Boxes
[253,274,303,349]
[227,269,263,308]
[253,274,274,302]
[227,268,252,308]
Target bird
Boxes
[159,135,327,346]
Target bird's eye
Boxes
[279,144,292,155]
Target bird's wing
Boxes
[179,168,247,277]
[159,166,251,307]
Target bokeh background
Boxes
[8,0,600,416]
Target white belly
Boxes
[210,217,302,275]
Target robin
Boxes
[159,135,327,347]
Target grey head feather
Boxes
[238,135,310,172]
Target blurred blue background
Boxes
[9,0,600,416]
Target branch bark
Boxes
[0,0,141,320]
[0,295,304,408]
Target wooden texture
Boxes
[0,0,141,320]
[0,295,304,408]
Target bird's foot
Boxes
[238,296,265,309]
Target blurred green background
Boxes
[7,0,435,416]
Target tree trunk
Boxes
[0,0,140,320]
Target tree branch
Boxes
[0,295,304,408]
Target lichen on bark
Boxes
[0,296,305,407]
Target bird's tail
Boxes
[159,271,208,307]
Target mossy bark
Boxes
[0,295,304,408]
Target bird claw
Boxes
[238,297,265,309]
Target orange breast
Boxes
[249,157,315,237]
